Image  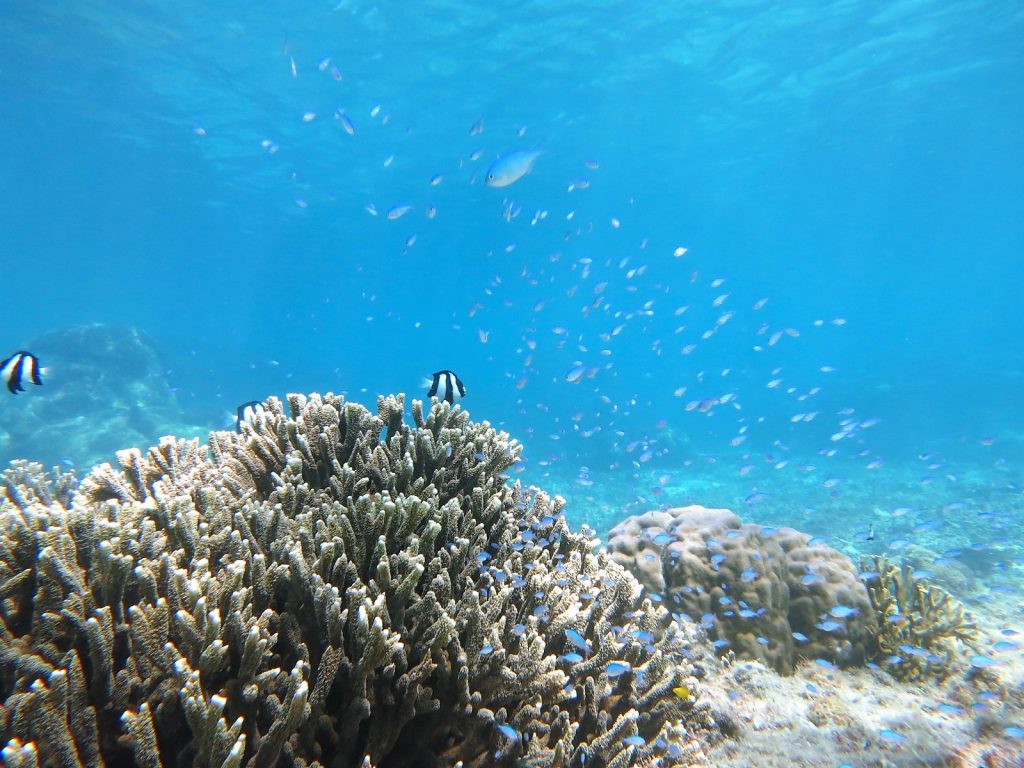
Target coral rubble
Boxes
[607,506,877,674]
[0,393,721,767]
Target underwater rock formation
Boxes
[0,393,722,767]
[0,324,208,470]
[863,555,979,682]
[607,506,877,675]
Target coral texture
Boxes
[0,393,720,767]
[607,506,877,674]
[863,555,978,681]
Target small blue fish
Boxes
[496,724,519,742]
[605,661,631,678]
[485,150,543,188]
[878,728,906,743]
[334,110,355,135]
[565,628,591,655]
[565,363,587,383]
[386,204,413,220]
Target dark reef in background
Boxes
[0,324,207,470]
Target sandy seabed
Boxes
[701,595,1024,768]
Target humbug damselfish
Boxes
[425,370,466,405]
[1,351,43,395]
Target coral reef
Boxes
[607,506,877,674]
[0,393,721,767]
[0,323,207,470]
[863,555,979,681]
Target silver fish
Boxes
[485,150,543,188]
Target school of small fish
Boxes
[4,39,1020,757]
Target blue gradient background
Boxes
[2,0,1021,536]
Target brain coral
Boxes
[0,393,721,767]
[607,506,877,675]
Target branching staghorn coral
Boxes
[0,393,721,767]
[863,555,979,682]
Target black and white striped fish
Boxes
[425,370,466,405]
[236,400,266,430]
[1,351,43,395]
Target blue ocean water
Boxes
[1,0,1022,557]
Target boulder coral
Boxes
[0,393,722,767]
[607,506,877,675]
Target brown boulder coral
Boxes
[0,393,721,767]
[607,506,876,675]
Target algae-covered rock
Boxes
[0,393,722,767]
